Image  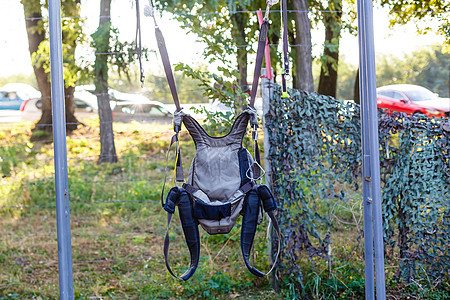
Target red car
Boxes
[376,84,448,118]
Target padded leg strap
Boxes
[241,187,281,277]
[163,187,200,281]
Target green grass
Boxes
[1,120,448,299]
[0,120,277,299]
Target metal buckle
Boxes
[252,129,258,141]
[246,161,266,182]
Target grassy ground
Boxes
[0,120,278,299]
[1,120,448,299]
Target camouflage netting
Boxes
[266,85,449,286]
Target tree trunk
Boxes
[94,0,117,164]
[22,0,52,131]
[230,7,249,109]
[318,1,342,98]
[22,0,79,133]
[65,85,78,131]
[292,0,314,92]
[353,68,360,105]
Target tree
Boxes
[379,0,450,97]
[159,0,266,107]
[376,46,450,97]
[21,0,84,133]
[145,72,208,104]
[291,0,314,91]
[336,46,449,101]
[317,0,343,98]
[92,0,117,164]
[379,0,450,48]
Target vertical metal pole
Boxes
[261,68,274,188]
[357,1,386,299]
[48,0,74,299]
[261,68,279,291]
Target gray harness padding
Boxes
[183,112,255,234]
[184,112,251,202]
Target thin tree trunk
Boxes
[65,85,78,131]
[318,0,342,98]
[292,0,314,92]
[94,0,117,163]
[22,0,52,131]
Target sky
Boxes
[0,0,445,79]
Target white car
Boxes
[75,85,152,104]
[1,83,41,100]
[20,90,109,122]
[209,98,263,116]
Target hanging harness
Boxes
[145,0,281,281]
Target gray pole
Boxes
[261,68,274,188]
[48,0,74,299]
[261,68,279,291]
[357,1,386,299]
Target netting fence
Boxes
[266,85,449,295]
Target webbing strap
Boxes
[145,2,181,110]
[249,20,269,108]
[161,134,180,207]
[281,0,289,98]
[241,188,281,277]
[155,27,181,111]
[253,139,261,179]
[135,0,145,86]
[175,149,184,182]
[163,188,200,281]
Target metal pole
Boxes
[261,68,279,291]
[261,68,274,188]
[357,1,386,299]
[48,0,74,299]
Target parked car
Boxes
[1,83,41,99]
[75,85,151,104]
[0,90,25,110]
[376,84,449,118]
[21,90,110,121]
[113,100,171,116]
[209,98,263,116]
[76,85,173,123]
[0,83,41,110]
[112,100,172,123]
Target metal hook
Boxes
[246,161,266,182]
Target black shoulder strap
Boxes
[163,187,200,281]
[241,186,280,277]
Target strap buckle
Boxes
[252,129,258,141]
[246,161,265,182]
[281,69,291,81]
[173,109,184,133]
